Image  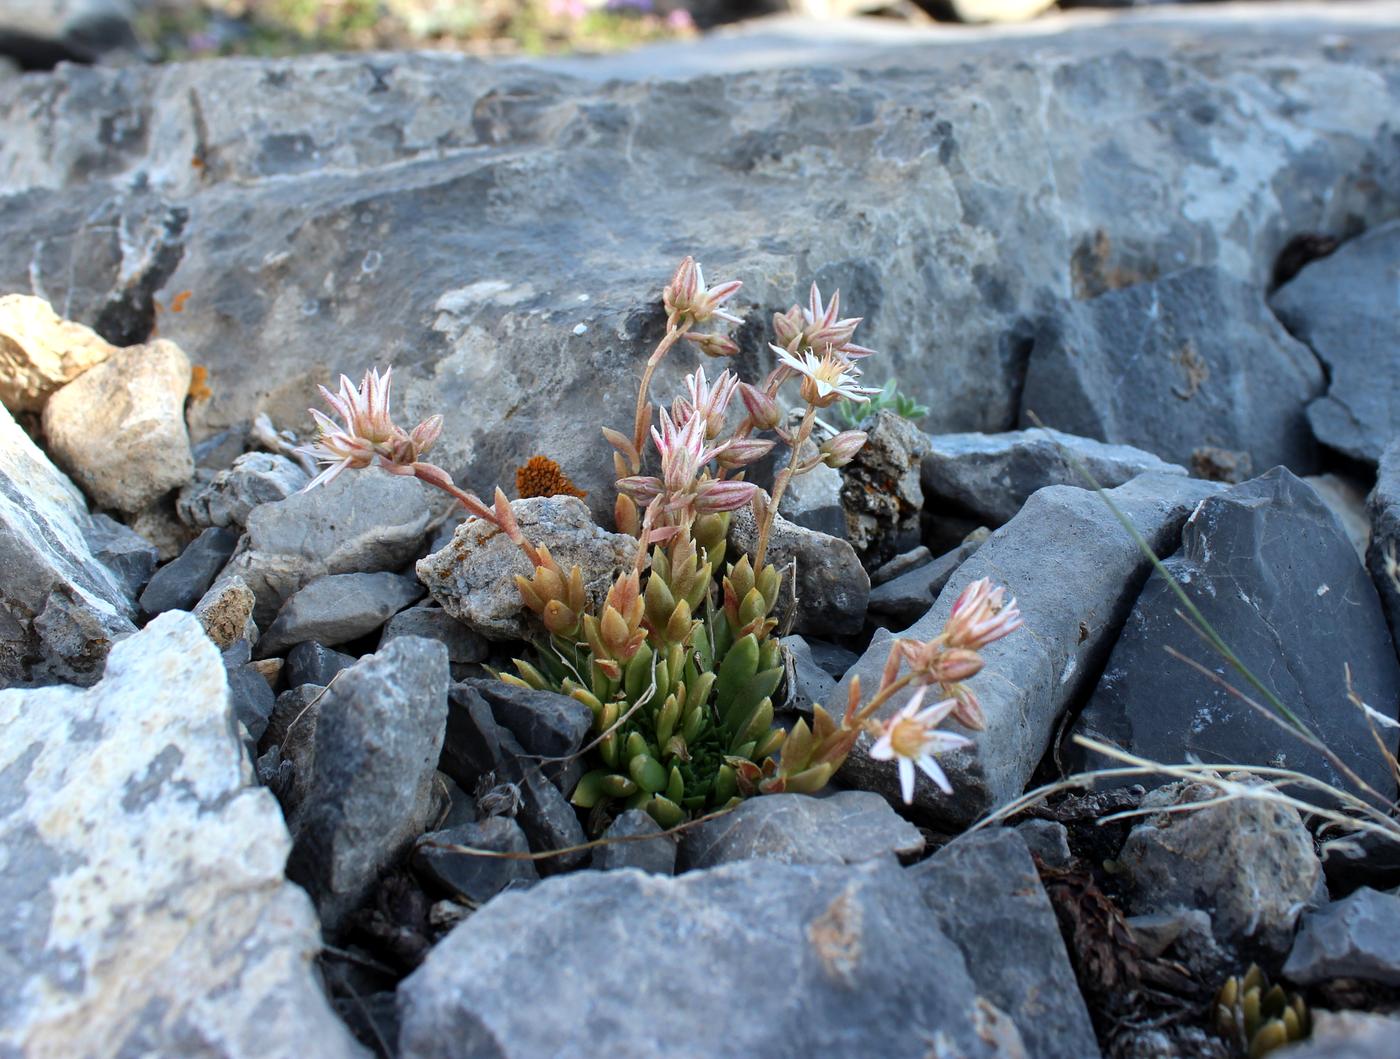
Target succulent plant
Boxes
[1215,965,1310,1058]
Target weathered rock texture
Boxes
[0,612,365,1058]
[0,402,135,687]
[1,14,1397,505]
[0,292,114,412]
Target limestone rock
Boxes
[921,428,1185,526]
[836,473,1221,826]
[839,409,927,566]
[1283,887,1400,987]
[417,495,637,641]
[41,338,195,513]
[0,402,134,687]
[177,450,310,530]
[397,858,1025,1059]
[256,570,424,657]
[0,612,365,1058]
[1270,221,1400,465]
[728,504,868,637]
[591,809,677,875]
[0,292,114,413]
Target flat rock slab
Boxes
[1271,220,1400,464]
[921,428,1185,526]
[0,402,135,687]
[1069,468,1400,801]
[1021,267,1324,474]
[836,472,1221,826]
[909,829,1100,1059]
[2,16,1397,509]
[677,790,925,871]
[257,569,424,656]
[1284,886,1400,987]
[397,857,1025,1059]
[0,612,365,1058]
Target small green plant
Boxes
[834,376,929,431]
[299,257,1023,831]
[1215,965,1310,1057]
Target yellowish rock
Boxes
[0,294,116,413]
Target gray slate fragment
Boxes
[921,428,1186,526]
[781,634,836,716]
[177,450,310,529]
[871,546,931,586]
[909,829,1101,1059]
[287,637,450,936]
[259,683,326,820]
[397,858,1025,1059]
[0,612,367,1058]
[258,570,424,657]
[1014,818,1073,869]
[1120,777,1322,957]
[285,640,356,688]
[837,473,1222,826]
[139,525,239,615]
[83,511,158,599]
[1366,438,1400,664]
[222,466,435,626]
[840,410,928,565]
[0,403,135,687]
[868,534,983,627]
[729,505,869,637]
[228,661,276,742]
[1021,267,1324,473]
[678,791,925,871]
[412,818,538,904]
[591,809,676,875]
[465,678,592,761]
[1283,886,1400,987]
[1069,468,1400,801]
[380,603,488,664]
[1270,220,1400,464]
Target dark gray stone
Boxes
[867,534,982,627]
[590,809,676,875]
[1069,468,1400,802]
[1014,818,1073,869]
[1283,886,1400,987]
[397,857,1025,1059]
[227,662,275,743]
[838,473,1222,826]
[287,636,451,936]
[1270,220,1400,465]
[285,640,356,688]
[83,512,158,600]
[728,505,868,637]
[259,683,326,819]
[440,684,588,873]
[909,829,1101,1059]
[257,570,424,657]
[781,634,836,716]
[870,546,930,586]
[139,526,239,616]
[380,603,489,665]
[466,678,592,762]
[839,409,928,566]
[806,638,859,679]
[1366,438,1400,664]
[412,818,539,904]
[921,428,1186,526]
[678,790,924,871]
[1021,267,1324,473]
[1119,777,1323,957]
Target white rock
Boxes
[0,612,367,1057]
[42,339,196,513]
[0,293,115,413]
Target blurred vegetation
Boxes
[137,0,699,59]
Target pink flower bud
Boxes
[739,382,781,430]
[683,331,741,358]
[714,436,776,469]
[820,430,867,468]
[695,477,758,513]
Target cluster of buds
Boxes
[664,256,742,333]
[300,367,443,488]
[582,573,648,681]
[772,283,875,362]
[514,545,589,640]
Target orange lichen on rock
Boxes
[188,364,212,402]
[516,455,587,500]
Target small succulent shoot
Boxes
[1215,965,1310,1058]
[835,376,931,430]
[303,255,1024,832]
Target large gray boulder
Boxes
[1,13,1397,507]
[0,402,135,687]
[835,472,1221,826]
[1069,468,1400,802]
[397,857,1026,1059]
[0,612,365,1058]
[1270,221,1400,465]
